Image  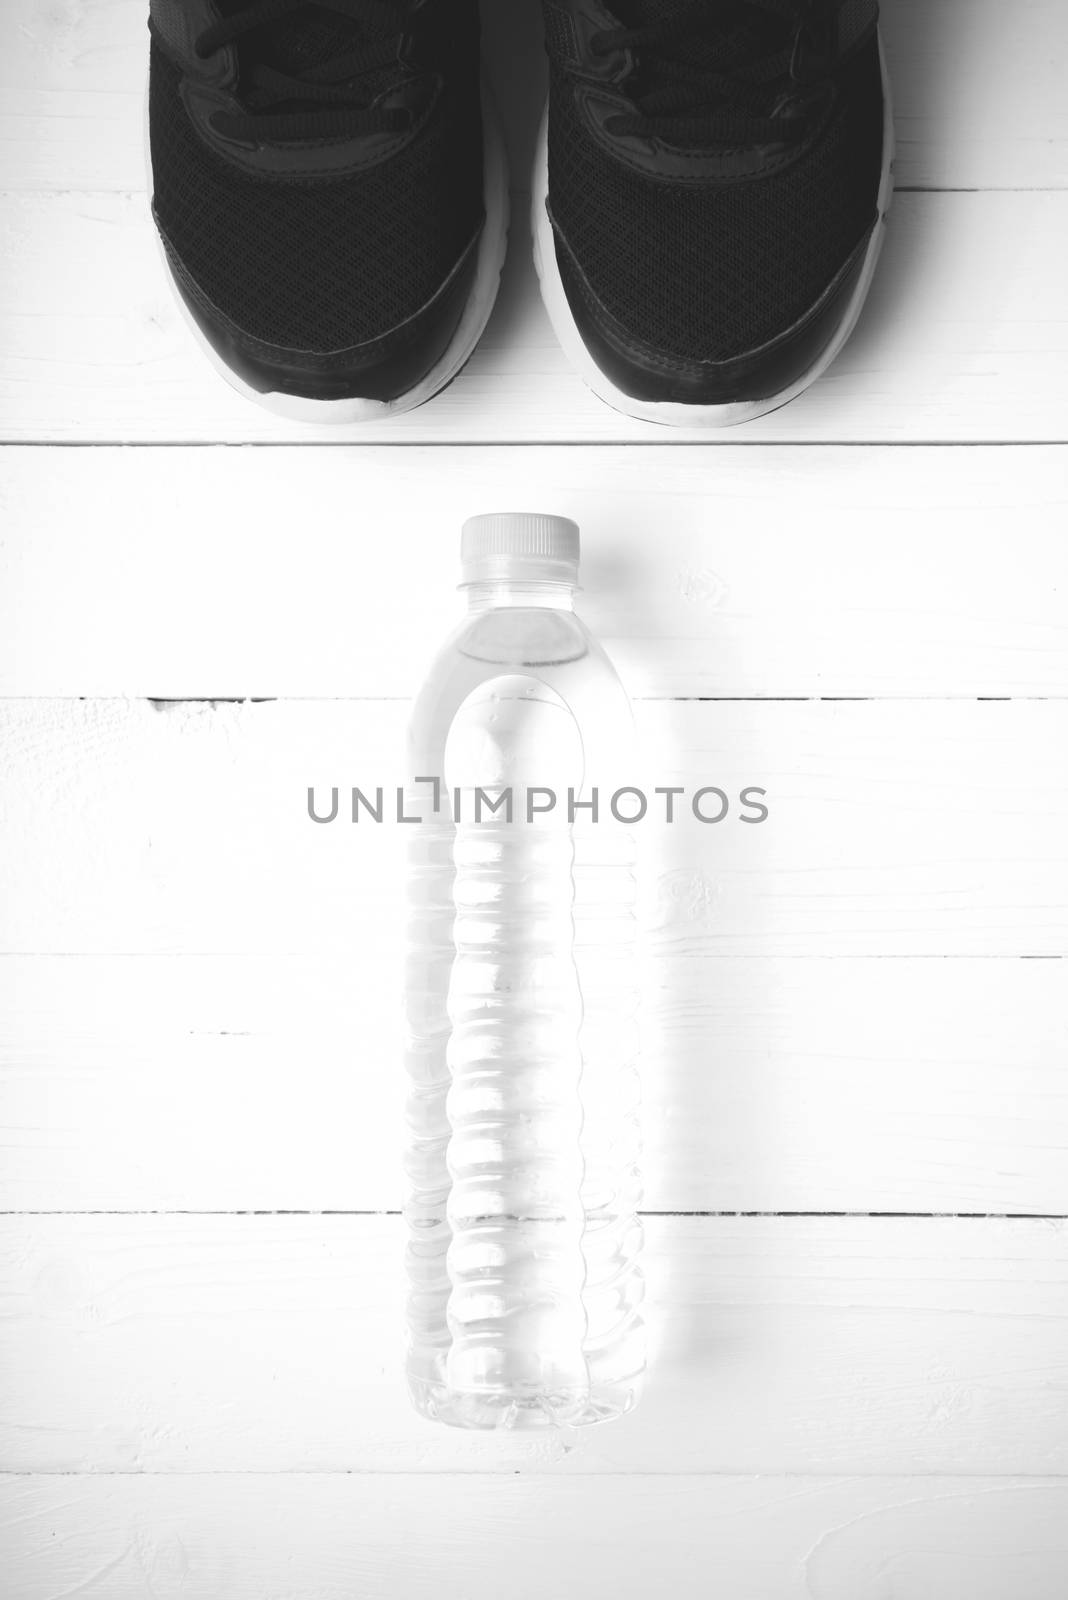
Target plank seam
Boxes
[3,440,1066,450]
[0,952,1060,960]
[2,695,1066,705]
[1,1210,1064,1220]
[2,1468,1067,1480]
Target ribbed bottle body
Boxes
[404,603,644,1429]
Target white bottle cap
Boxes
[460,512,580,586]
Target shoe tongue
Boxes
[217,2,411,110]
[609,0,788,66]
[608,0,795,127]
[610,0,698,21]
[217,3,362,75]
[264,10,363,75]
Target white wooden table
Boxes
[2,2,1067,1595]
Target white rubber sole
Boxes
[531,37,895,429]
[147,82,510,424]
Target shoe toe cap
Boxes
[552,219,878,411]
[158,221,483,406]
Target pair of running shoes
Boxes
[148,0,892,426]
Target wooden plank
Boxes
[2,445,1066,699]
[1,698,1063,956]
[1,192,1066,443]
[2,0,1065,193]
[3,1474,1068,1600]
[2,953,1065,1215]
[0,1214,1064,1474]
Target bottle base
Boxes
[408,1376,643,1431]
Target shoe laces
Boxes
[195,0,415,142]
[591,0,828,148]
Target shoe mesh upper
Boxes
[546,33,885,362]
[149,23,483,353]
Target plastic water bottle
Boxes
[404,513,644,1429]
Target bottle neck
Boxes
[464,581,576,613]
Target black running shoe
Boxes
[148,1,508,420]
[535,0,893,425]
